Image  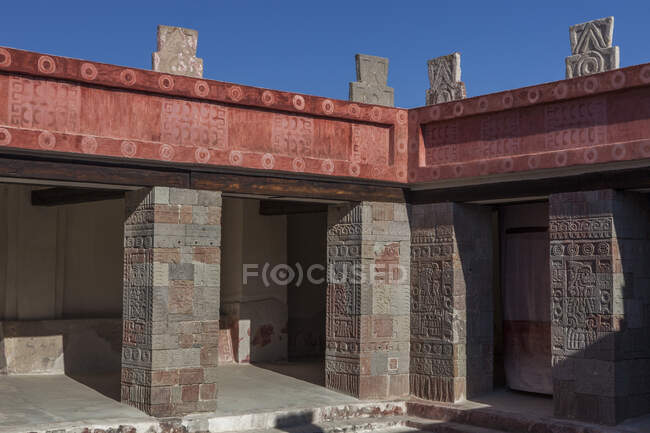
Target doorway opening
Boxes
[494,201,553,398]
[219,196,329,387]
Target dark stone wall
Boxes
[409,203,493,402]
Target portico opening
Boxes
[217,195,351,413]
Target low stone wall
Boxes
[0,318,121,375]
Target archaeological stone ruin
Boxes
[0,16,649,433]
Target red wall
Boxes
[0,46,649,186]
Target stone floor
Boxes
[464,388,554,417]
[0,374,156,433]
[2,365,650,433]
[0,361,354,432]
[215,362,357,415]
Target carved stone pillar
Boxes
[550,190,650,425]
[326,202,410,399]
[410,203,493,402]
[122,187,221,417]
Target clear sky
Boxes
[1,1,647,108]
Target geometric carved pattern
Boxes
[549,215,614,355]
[122,191,155,412]
[425,53,466,105]
[326,202,411,400]
[566,17,619,79]
[160,100,228,150]
[8,76,80,133]
[410,226,456,402]
[409,203,493,404]
[548,190,650,425]
[326,204,363,396]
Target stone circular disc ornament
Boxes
[38,131,56,149]
[121,140,137,157]
[120,69,137,86]
[0,48,11,68]
[38,55,56,74]
[292,95,305,110]
[80,62,98,80]
[194,80,210,97]
[0,128,11,146]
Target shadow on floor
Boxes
[253,359,325,387]
[274,412,323,433]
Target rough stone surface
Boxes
[349,54,395,107]
[122,187,221,417]
[409,203,493,403]
[566,17,619,78]
[152,25,203,78]
[425,53,466,105]
[549,190,650,425]
[325,202,410,399]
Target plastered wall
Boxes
[220,198,327,363]
[221,198,288,362]
[0,184,124,320]
[287,212,327,360]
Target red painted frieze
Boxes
[0,47,408,183]
[0,46,649,185]
[409,64,650,183]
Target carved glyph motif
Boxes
[349,54,395,107]
[426,53,466,105]
[152,25,204,78]
[350,124,390,166]
[566,17,619,78]
[8,76,80,132]
[549,213,613,356]
[160,100,228,149]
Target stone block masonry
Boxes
[549,190,650,425]
[122,187,221,417]
[326,202,410,399]
[409,203,493,402]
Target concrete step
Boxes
[405,417,507,433]
[183,401,408,433]
[275,416,412,433]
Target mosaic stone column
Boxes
[326,202,410,399]
[550,190,650,425]
[409,203,493,402]
[122,187,221,417]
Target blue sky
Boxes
[1,1,647,108]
